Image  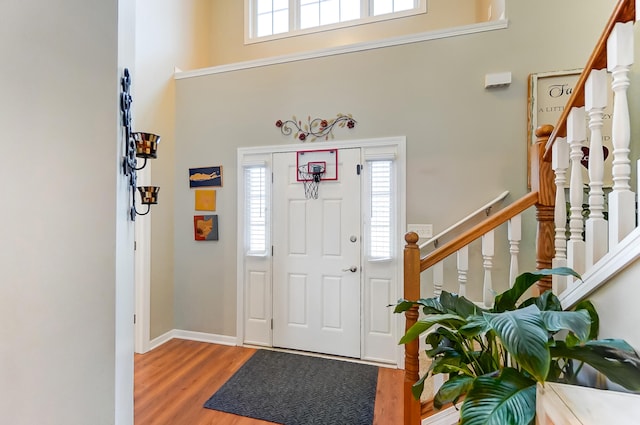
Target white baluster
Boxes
[585,69,609,267]
[457,246,468,297]
[552,137,569,294]
[567,107,586,286]
[507,215,521,287]
[482,231,494,307]
[607,21,636,247]
[433,261,444,298]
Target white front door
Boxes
[272,148,361,358]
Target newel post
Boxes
[531,125,556,295]
[403,232,421,425]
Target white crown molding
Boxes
[175,20,508,80]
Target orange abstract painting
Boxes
[194,215,219,241]
[195,190,216,211]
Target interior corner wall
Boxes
[0,1,133,424]
[134,0,213,340]
[173,0,617,337]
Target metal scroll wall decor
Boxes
[120,68,161,220]
[275,113,356,142]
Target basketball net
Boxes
[298,165,325,199]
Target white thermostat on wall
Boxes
[484,72,512,88]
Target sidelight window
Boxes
[367,160,394,260]
[245,165,268,255]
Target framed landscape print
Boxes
[189,166,223,188]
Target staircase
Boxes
[402,1,640,423]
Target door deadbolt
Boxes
[350,235,357,242]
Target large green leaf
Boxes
[550,339,640,391]
[424,331,461,358]
[483,305,550,383]
[411,371,429,400]
[399,314,466,344]
[439,291,460,312]
[541,309,591,342]
[392,297,447,314]
[459,314,492,337]
[519,290,563,312]
[459,368,536,425]
[494,268,581,312]
[432,325,466,350]
[440,291,486,317]
[476,344,501,376]
[431,352,474,376]
[392,299,415,314]
[419,297,447,315]
[434,374,474,409]
[574,300,599,340]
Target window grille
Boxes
[368,160,393,259]
[249,0,423,40]
[245,166,268,254]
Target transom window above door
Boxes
[247,0,426,42]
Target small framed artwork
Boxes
[195,189,216,211]
[194,215,219,241]
[527,69,613,187]
[189,166,223,188]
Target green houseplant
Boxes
[395,268,640,425]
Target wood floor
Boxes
[134,338,404,425]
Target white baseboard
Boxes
[148,329,239,351]
[149,330,174,350]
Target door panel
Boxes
[272,148,361,358]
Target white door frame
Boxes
[134,214,151,354]
[236,136,406,367]
[134,164,151,354]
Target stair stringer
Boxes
[560,226,640,351]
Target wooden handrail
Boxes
[418,191,510,250]
[403,4,633,424]
[543,0,635,160]
[403,191,539,425]
[419,191,539,272]
[403,131,552,425]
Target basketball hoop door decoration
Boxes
[296,149,338,199]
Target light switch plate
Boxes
[407,224,433,239]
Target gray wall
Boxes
[135,0,214,341]
[0,1,135,424]
[172,0,618,337]
[588,258,640,350]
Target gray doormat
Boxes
[203,349,378,425]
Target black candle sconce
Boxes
[120,68,160,220]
